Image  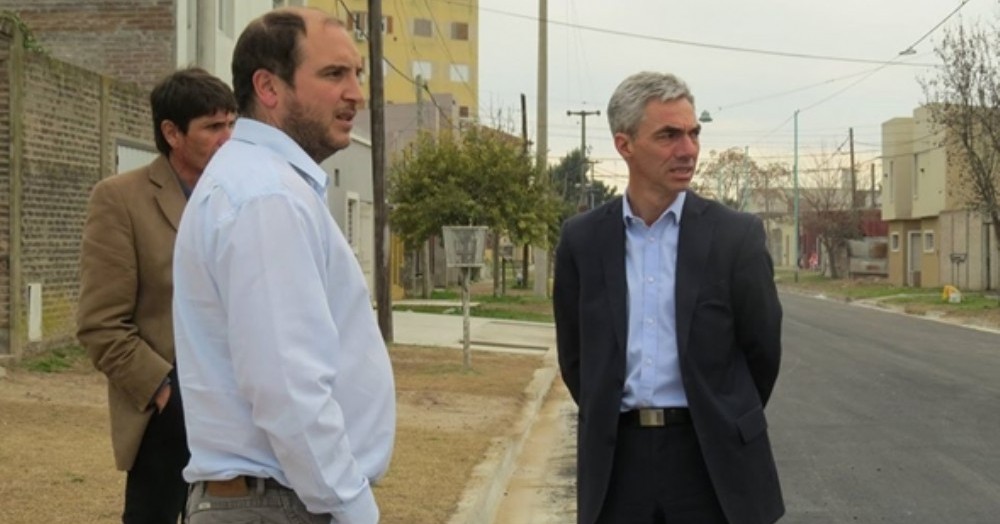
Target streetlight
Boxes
[699,110,713,123]
[793,109,800,283]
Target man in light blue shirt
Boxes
[554,72,783,524]
[173,7,395,524]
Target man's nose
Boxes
[345,74,364,104]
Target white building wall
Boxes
[176,0,275,85]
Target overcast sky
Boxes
[477,0,997,189]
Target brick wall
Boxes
[1,18,153,357]
[3,0,176,90]
[0,22,11,353]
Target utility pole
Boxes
[533,0,548,297]
[870,163,876,208]
[849,127,857,210]
[793,110,800,283]
[369,0,392,341]
[415,75,432,299]
[520,93,530,289]
[567,109,600,208]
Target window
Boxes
[411,60,432,80]
[347,12,367,40]
[333,168,340,188]
[413,18,433,37]
[890,233,900,252]
[912,154,920,199]
[923,231,935,252]
[459,106,470,118]
[346,195,359,250]
[346,13,391,40]
[451,22,469,40]
[449,63,469,83]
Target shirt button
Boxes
[645,318,653,324]
[647,277,654,283]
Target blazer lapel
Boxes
[150,156,186,231]
[599,198,628,355]
[675,192,714,355]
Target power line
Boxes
[337,0,457,128]
[440,0,939,67]
[898,0,973,55]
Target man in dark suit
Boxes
[77,67,236,524]
[553,71,784,524]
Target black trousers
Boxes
[122,368,190,524]
[596,418,728,524]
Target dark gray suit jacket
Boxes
[553,192,784,524]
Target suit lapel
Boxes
[599,198,628,355]
[150,156,186,231]
[675,192,714,355]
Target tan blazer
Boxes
[77,155,186,471]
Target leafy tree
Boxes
[389,126,559,290]
[548,148,616,233]
[921,22,1000,249]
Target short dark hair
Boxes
[232,9,345,116]
[150,67,236,156]
[232,10,307,116]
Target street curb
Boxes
[447,345,560,524]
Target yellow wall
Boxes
[311,0,478,118]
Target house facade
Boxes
[881,106,999,290]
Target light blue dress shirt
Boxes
[173,118,396,524]
[621,190,689,410]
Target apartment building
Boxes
[881,106,999,290]
[312,0,478,120]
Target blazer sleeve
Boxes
[76,180,171,411]
[553,225,582,404]
[731,216,782,406]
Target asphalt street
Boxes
[770,293,1000,523]
[497,292,1000,523]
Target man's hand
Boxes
[154,383,171,413]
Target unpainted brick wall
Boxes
[4,0,176,90]
[0,34,11,353]
[0,20,153,357]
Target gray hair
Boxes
[607,72,695,137]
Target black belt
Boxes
[620,408,691,427]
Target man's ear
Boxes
[161,120,182,150]
[613,132,632,159]
[252,69,281,110]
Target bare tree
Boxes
[695,147,767,210]
[797,156,861,278]
[921,22,1000,249]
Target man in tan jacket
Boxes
[77,67,236,524]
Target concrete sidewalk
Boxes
[391,311,574,524]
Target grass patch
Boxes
[393,303,553,323]
[775,268,999,327]
[401,282,554,323]
[774,269,912,300]
[18,345,89,373]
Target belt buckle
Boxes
[638,409,665,427]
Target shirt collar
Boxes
[622,189,687,227]
[230,118,329,192]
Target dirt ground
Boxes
[0,345,543,524]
